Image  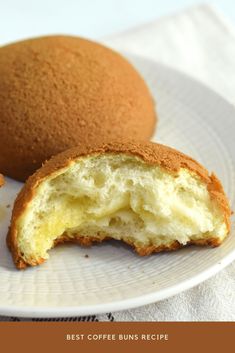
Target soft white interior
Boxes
[17,154,226,262]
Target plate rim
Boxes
[1,55,235,318]
[0,244,235,318]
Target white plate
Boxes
[0,55,235,318]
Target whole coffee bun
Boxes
[0,35,156,181]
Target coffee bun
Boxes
[8,140,230,269]
[0,36,156,181]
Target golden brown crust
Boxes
[0,35,156,181]
[10,232,225,269]
[0,174,4,187]
[7,140,231,269]
[55,234,226,255]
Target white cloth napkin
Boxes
[104,3,235,106]
[1,3,235,322]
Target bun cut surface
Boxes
[7,140,231,269]
[0,35,156,181]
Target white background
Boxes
[0,0,235,45]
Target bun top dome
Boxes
[0,35,156,181]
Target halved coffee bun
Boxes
[8,141,231,269]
